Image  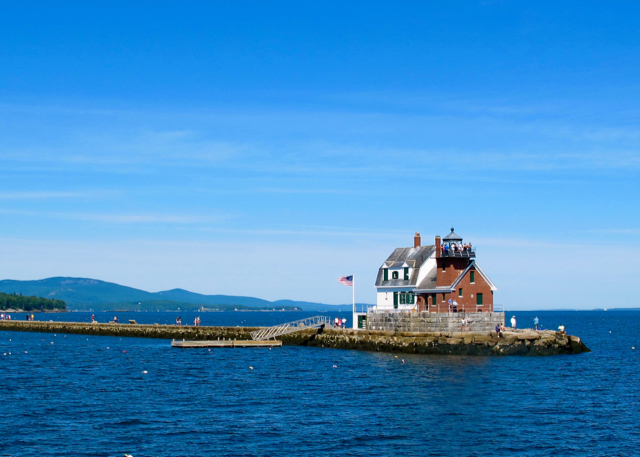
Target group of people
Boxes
[174,316,201,326]
[0,313,11,320]
[460,317,471,331]
[334,317,347,328]
[25,314,35,321]
[443,242,473,253]
[494,316,565,337]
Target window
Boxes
[442,260,446,272]
[392,271,399,279]
[404,267,409,280]
[459,288,463,297]
[383,269,388,281]
[470,271,475,284]
[398,292,414,305]
[442,293,446,302]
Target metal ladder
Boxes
[250,315,331,341]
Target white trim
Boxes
[444,260,497,291]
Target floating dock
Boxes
[171,339,282,348]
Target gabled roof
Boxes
[375,245,435,287]
[413,260,497,293]
[415,265,437,290]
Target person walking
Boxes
[510,315,516,329]
[533,316,539,330]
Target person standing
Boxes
[533,316,539,330]
[510,315,516,329]
[91,314,95,323]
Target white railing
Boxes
[364,304,505,315]
[353,304,376,314]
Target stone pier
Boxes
[0,320,590,356]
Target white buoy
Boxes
[142,371,148,374]
[332,365,337,368]
[249,366,254,370]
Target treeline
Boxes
[0,292,66,311]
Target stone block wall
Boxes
[366,311,505,333]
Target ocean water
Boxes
[0,310,638,457]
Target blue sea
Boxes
[0,310,638,456]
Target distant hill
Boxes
[0,277,361,312]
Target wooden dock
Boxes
[171,339,282,348]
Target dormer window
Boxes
[392,271,399,280]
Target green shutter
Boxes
[470,271,475,283]
[477,293,483,305]
[404,267,409,280]
[459,288,463,297]
[393,292,398,309]
[384,269,388,281]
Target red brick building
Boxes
[374,228,497,313]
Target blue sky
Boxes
[1,1,639,308]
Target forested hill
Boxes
[0,277,358,312]
[0,292,66,311]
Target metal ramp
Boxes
[250,315,331,341]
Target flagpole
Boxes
[352,274,355,329]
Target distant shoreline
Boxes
[0,309,66,313]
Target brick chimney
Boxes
[414,232,421,248]
[435,235,441,258]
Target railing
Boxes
[250,315,331,341]
[354,303,504,314]
[441,247,475,258]
[353,304,376,314]
[364,304,505,314]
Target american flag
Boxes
[338,275,353,286]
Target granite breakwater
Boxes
[0,320,589,356]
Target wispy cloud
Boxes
[0,191,84,200]
[0,209,231,224]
